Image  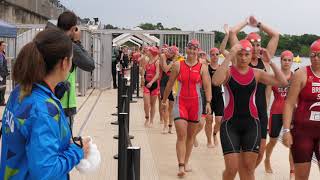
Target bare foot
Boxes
[193,138,199,147]
[185,164,192,172]
[264,159,273,173]
[213,134,219,146]
[177,166,186,177]
[148,122,154,128]
[144,121,149,127]
[207,143,215,148]
[162,126,168,134]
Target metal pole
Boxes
[135,63,142,98]
[129,67,137,103]
[127,147,141,180]
[118,111,128,180]
[111,70,122,124]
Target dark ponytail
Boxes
[13,29,72,100]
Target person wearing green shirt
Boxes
[55,11,95,129]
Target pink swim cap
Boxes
[149,46,159,57]
[310,39,320,52]
[281,50,294,59]
[168,45,179,55]
[246,32,261,43]
[239,39,253,52]
[210,48,219,54]
[187,39,200,49]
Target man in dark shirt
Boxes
[47,11,95,129]
[0,41,9,106]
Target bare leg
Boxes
[162,101,169,134]
[264,137,278,173]
[213,116,222,146]
[294,162,311,180]
[185,122,199,172]
[239,152,258,180]
[194,117,205,147]
[205,115,214,148]
[174,120,188,177]
[223,153,240,180]
[255,139,267,167]
[158,95,164,124]
[168,101,174,134]
[143,94,150,127]
[149,95,158,127]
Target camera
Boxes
[54,81,71,99]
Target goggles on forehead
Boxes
[241,47,252,52]
[249,39,261,43]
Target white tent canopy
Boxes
[112,27,159,47]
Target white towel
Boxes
[76,137,101,173]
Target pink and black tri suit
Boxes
[220,66,261,155]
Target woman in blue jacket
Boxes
[0,29,89,180]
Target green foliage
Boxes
[138,23,155,30]
[138,23,181,31]
[104,24,119,29]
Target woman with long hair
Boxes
[0,29,89,179]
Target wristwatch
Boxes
[257,22,262,28]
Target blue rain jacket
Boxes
[0,83,83,180]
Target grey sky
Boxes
[60,0,318,35]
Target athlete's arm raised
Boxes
[220,24,230,57]
[249,16,279,57]
[254,49,287,87]
[229,18,248,47]
[212,45,240,86]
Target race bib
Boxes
[309,111,320,121]
[309,102,320,121]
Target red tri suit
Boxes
[291,66,320,163]
[173,61,202,122]
[268,74,291,138]
[143,61,159,96]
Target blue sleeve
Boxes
[26,112,84,179]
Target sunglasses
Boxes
[187,45,199,50]
[310,52,320,58]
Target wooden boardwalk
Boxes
[1,87,319,179]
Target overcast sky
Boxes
[60,0,318,35]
